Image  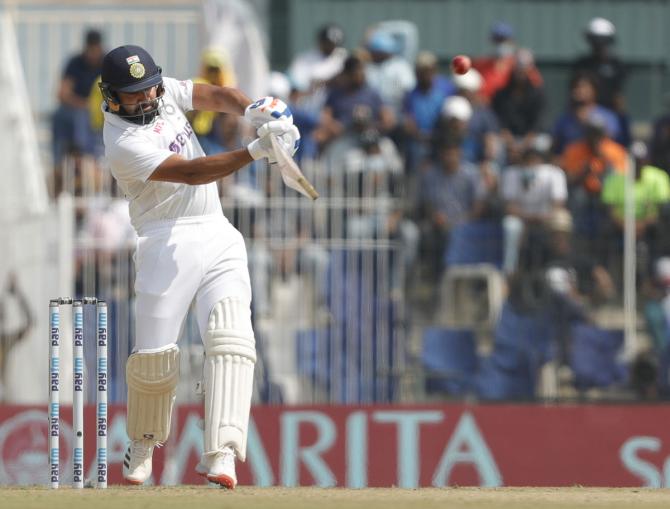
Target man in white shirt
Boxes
[364,31,416,119]
[288,24,347,114]
[99,44,299,488]
[501,144,568,274]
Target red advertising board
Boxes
[1,404,669,487]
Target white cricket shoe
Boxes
[196,446,237,489]
[123,439,157,485]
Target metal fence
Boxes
[57,153,408,406]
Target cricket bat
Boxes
[270,134,319,200]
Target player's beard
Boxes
[121,97,163,126]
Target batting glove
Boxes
[247,136,273,161]
[244,96,293,128]
[257,120,301,157]
[247,126,300,163]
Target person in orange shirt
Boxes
[561,113,628,258]
[561,113,627,196]
[472,22,542,103]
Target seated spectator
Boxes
[190,47,238,155]
[501,143,567,274]
[436,95,473,147]
[343,128,419,290]
[342,127,403,176]
[443,69,500,164]
[314,55,394,151]
[552,72,623,155]
[403,51,455,173]
[52,29,104,169]
[418,138,488,280]
[288,23,348,114]
[364,31,416,120]
[572,17,630,146]
[601,141,670,276]
[88,72,105,142]
[643,257,670,354]
[438,95,501,217]
[650,100,670,174]
[492,49,545,159]
[561,113,627,249]
[562,114,627,193]
[540,208,616,306]
[472,21,542,104]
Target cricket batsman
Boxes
[98,44,299,488]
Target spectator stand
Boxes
[439,221,505,333]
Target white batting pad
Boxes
[126,344,180,442]
[204,297,256,461]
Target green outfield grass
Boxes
[2,486,670,509]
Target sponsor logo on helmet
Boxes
[129,62,146,79]
[126,55,140,64]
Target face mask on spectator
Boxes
[571,97,589,108]
[495,42,515,58]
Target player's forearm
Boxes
[185,149,255,184]
[150,149,254,185]
[192,83,252,115]
[216,87,253,115]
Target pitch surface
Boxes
[2,486,670,509]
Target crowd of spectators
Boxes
[50,18,670,402]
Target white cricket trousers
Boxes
[133,214,252,350]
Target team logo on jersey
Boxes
[129,63,146,79]
[168,122,194,154]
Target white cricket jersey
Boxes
[102,77,223,232]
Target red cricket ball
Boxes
[451,55,472,75]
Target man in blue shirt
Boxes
[403,51,455,172]
[552,72,622,155]
[315,55,394,149]
[52,29,104,172]
[419,138,486,279]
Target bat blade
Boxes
[270,134,319,200]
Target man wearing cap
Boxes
[98,44,299,488]
[364,30,416,118]
[572,17,630,147]
[573,18,626,114]
[450,68,501,164]
[540,208,615,307]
